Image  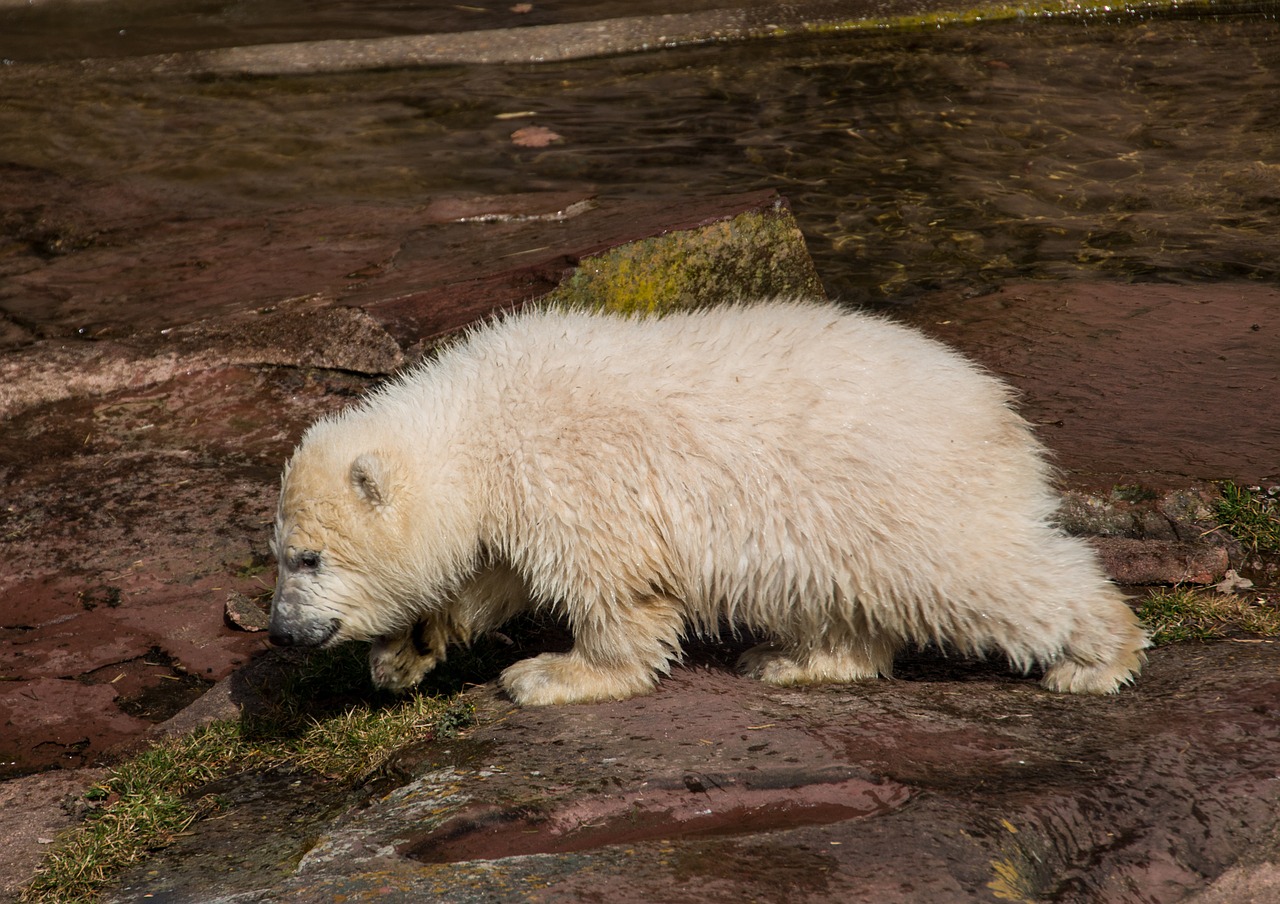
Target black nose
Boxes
[268,627,299,647]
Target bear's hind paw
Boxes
[738,642,891,687]
[1040,647,1147,695]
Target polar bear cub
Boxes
[269,301,1147,705]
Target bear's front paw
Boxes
[500,652,657,705]
[370,631,437,692]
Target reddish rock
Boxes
[1092,538,1230,586]
[0,679,152,776]
[0,768,108,901]
[0,363,360,776]
[225,591,270,633]
[103,642,1280,904]
[903,282,1280,487]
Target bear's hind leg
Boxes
[500,595,684,705]
[738,633,898,687]
[1040,590,1149,695]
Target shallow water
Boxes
[1,5,1278,311]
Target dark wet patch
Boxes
[109,651,214,723]
[402,771,909,863]
[390,737,500,776]
[670,840,840,898]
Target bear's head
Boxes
[269,447,398,648]
[268,416,481,652]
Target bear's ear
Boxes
[350,453,394,507]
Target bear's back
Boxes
[446,302,1025,467]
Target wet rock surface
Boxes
[103,642,1280,903]
[901,282,1279,489]
[2,177,1277,898]
[1,0,1159,72]
[0,362,366,776]
[0,768,108,902]
[2,179,1278,899]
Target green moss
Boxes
[1111,484,1158,504]
[751,0,1239,41]
[233,551,273,580]
[545,202,824,315]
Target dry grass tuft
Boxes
[1138,586,1280,645]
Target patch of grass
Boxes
[24,724,241,903]
[22,649,474,904]
[287,692,471,779]
[1138,586,1280,645]
[1214,482,1280,555]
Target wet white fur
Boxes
[271,300,1147,704]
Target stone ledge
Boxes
[30,0,1231,76]
[1092,537,1230,586]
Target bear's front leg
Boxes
[500,652,660,705]
[499,595,684,705]
[370,624,438,692]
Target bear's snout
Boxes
[267,624,297,647]
[268,588,341,648]
[267,615,340,648]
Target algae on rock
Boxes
[546,200,825,315]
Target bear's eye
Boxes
[295,550,322,571]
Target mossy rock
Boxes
[546,199,825,315]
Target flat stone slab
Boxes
[0,767,108,902]
[104,641,1280,903]
[0,164,811,361]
